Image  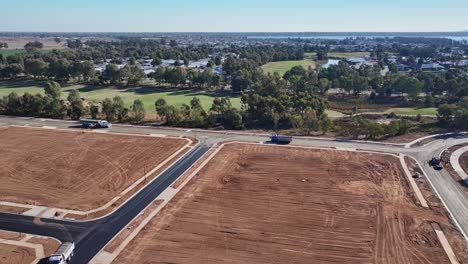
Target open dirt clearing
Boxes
[113,143,463,264]
[0,126,188,211]
[0,37,66,50]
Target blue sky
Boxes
[2,0,468,32]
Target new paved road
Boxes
[0,116,466,263]
[0,131,210,263]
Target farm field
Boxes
[113,143,459,264]
[0,126,188,211]
[0,81,242,115]
[261,59,316,76]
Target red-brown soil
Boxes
[0,244,35,264]
[27,237,60,257]
[0,126,187,211]
[114,143,460,264]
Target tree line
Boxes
[0,81,147,123]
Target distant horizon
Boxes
[1,31,468,34]
[2,0,467,32]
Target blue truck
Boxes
[270,134,293,145]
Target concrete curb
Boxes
[450,146,468,182]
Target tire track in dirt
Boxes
[0,126,187,211]
[113,144,457,264]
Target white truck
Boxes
[48,242,75,264]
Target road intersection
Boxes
[0,116,466,263]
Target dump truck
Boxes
[80,119,111,129]
[48,242,75,264]
[270,134,293,145]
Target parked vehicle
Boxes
[48,242,75,264]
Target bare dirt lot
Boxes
[0,126,188,211]
[0,231,60,264]
[114,143,463,264]
[0,244,35,264]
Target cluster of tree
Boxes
[100,96,146,122]
[437,97,468,130]
[148,68,332,132]
[85,39,212,62]
[229,45,304,65]
[0,81,69,119]
[222,57,262,92]
[0,42,8,49]
[0,52,98,81]
[155,97,242,129]
[338,116,411,140]
[24,41,44,50]
[316,48,329,60]
[396,46,438,59]
[66,39,83,49]
[149,66,220,88]
[319,62,384,95]
[374,72,468,106]
[282,65,331,95]
[241,73,331,133]
[316,61,468,103]
[0,81,147,122]
[388,37,456,46]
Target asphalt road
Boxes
[0,123,210,263]
[0,116,467,263]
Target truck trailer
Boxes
[48,242,75,264]
[80,119,111,129]
[270,134,293,145]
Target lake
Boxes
[247,34,468,41]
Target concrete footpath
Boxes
[450,146,468,182]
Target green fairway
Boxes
[0,49,52,56]
[328,52,370,59]
[261,59,316,76]
[384,107,438,116]
[0,81,241,116]
[0,49,27,56]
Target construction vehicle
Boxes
[270,134,293,145]
[48,242,75,264]
[80,119,111,129]
[429,157,443,170]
